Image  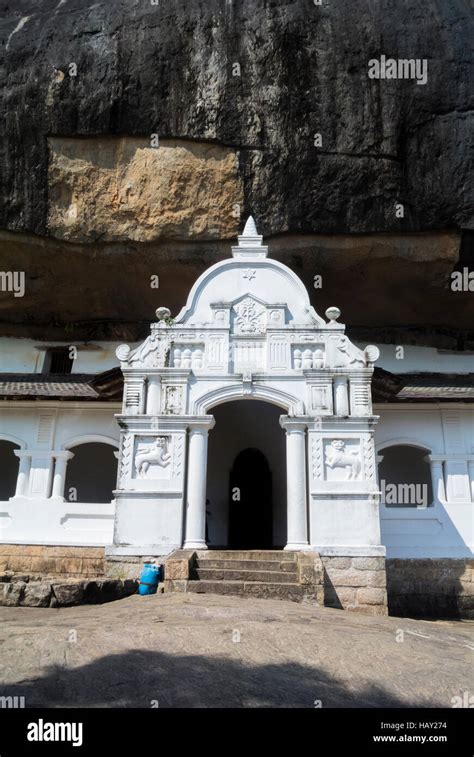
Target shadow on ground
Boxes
[2,649,441,708]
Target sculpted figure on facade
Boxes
[135,437,171,477]
[128,333,170,368]
[325,439,362,480]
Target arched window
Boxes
[64,443,118,503]
[378,445,433,507]
[0,441,20,500]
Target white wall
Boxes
[0,401,472,556]
[375,405,474,558]
[0,337,139,374]
[0,403,120,546]
[355,343,474,374]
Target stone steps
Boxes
[186,579,304,602]
[188,550,309,603]
[193,568,298,583]
[164,549,323,605]
[194,558,297,572]
[196,550,297,562]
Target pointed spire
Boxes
[242,215,258,237]
[232,215,268,258]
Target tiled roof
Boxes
[397,375,474,400]
[373,370,474,402]
[0,374,100,400]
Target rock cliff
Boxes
[0,0,472,342]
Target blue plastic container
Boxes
[138,563,161,596]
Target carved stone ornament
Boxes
[135,437,171,478]
[129,333,170,368]
[233,297,266,334]
[325,439,361,480]
[364,345,380,365]
[335,336,364,368]
[116,344,131,362]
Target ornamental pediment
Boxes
[115,218,380,381]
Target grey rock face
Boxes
[2,581,26,606]
[0,0,472,236]
[21,582,52,608]
[51,581,85,606]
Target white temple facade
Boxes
[112,217,382,558]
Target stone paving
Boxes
[0,593,472,708]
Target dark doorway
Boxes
[0,441,20,500]
[228,448,273,549]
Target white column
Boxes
[334,376,349,416]
[51,451,74,499]
[467,458,474,502]
[426,456,446,504]
[146,375,161,415]
[183,418,215,549]
[12,451,32,497]
[280,417,310,550]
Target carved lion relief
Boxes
[128,333,170,368]
[333,336,364,369]
[324,439,361,481]
[134,437,172,479]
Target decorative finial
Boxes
[155,306,171,322]
[116,344,131,362]
[364,345,380,365]
[237,215,263,248]
[242,216,258,237]
[325,306,341,323]
[233,215,266,256]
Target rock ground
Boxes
[0,593,472,708]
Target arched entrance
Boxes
[206,399,286,548]
[229,448,272,548]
